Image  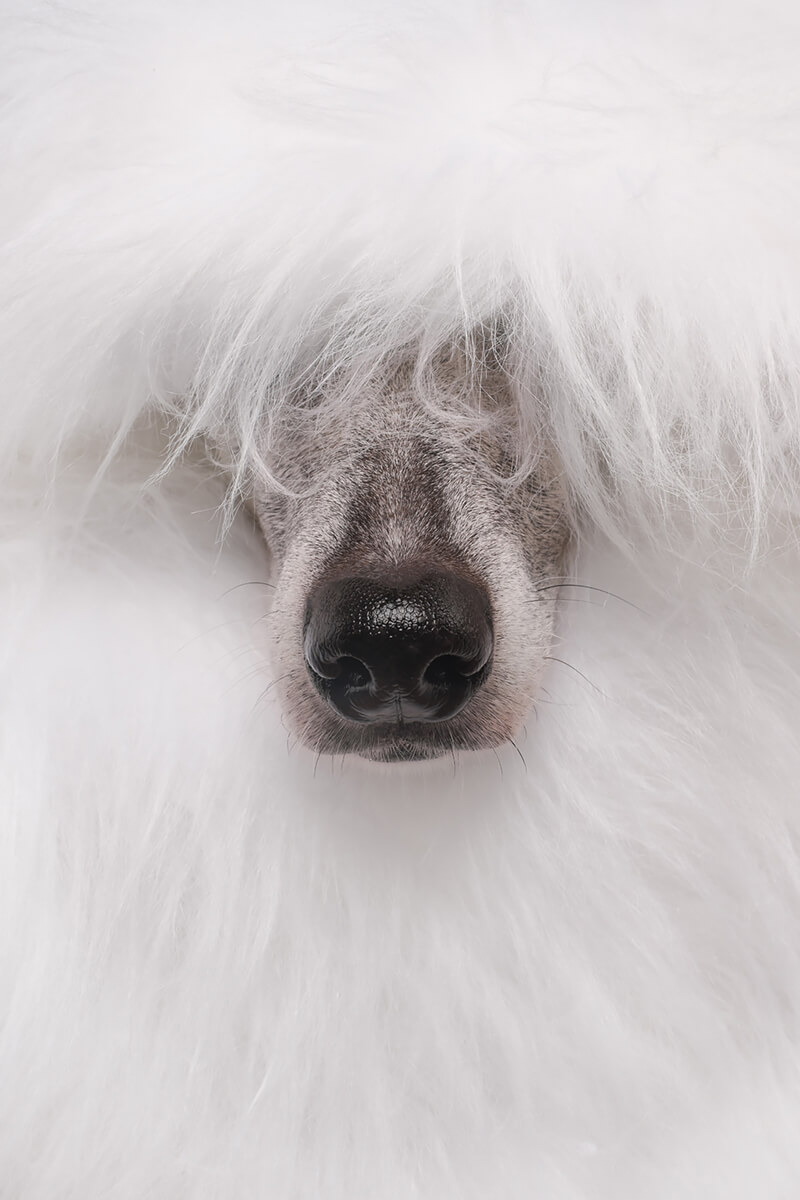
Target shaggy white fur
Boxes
[3,1,800,1196]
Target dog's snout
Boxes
[304,572,493,725]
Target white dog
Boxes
[3,2,800,1196]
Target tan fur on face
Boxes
[253,346,570,761]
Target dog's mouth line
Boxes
[312,721,473,763]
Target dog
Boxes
[4,2,800,1198]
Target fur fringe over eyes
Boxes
[2,0,800,547]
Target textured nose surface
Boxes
[304,572,493,724]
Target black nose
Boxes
[304,571,493,724]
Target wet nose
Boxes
[304,572,493,724]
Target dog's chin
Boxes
[303,717,502,764]
[357,728,451,764]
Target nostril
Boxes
[335,656,372,690]
[305,647,372,689]
[423,654,476,690]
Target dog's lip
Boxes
[331,720,465,762]
[358,736,444,763]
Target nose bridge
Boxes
[346,429,453,565]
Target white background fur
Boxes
[3,2,800,1196]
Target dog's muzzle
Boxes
[304,571,493,727]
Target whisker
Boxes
[508,737,528,774]
[532,685,571,708]
[296,711,322,758]
[543,655,609,699]
[250,671,296,713]
[528,596,619,607]
[448,728,458,778]
[222,659,271,697]
[217,580,277,601]
[534,581,643,612]
[232,662,273,688]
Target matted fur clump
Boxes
[2,2,800,1197]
